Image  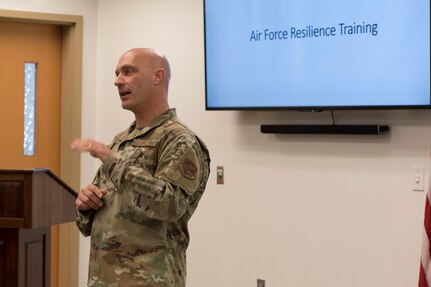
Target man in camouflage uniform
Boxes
[72,48,210,287]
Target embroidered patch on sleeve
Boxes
[181,159,197,179]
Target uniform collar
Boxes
[128,108,177,135]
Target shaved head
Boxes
[114,48,171,127]
[123,48,171,82]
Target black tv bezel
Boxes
[203,0,431,112]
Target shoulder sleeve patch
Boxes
[181,159,197,179]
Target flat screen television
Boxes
[204,0,431,111]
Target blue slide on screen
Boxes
[204,0,431,109]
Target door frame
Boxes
[0,9,83,287]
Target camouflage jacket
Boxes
[75,109,210,287]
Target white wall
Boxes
[2,1,430,286]
[95,1,431,286]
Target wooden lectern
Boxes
[0,168,78,287]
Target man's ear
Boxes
[153,68,165,85]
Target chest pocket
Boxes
[131,139,159,175]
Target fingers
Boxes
[71,138,93,152]
[76,184,107,211]
[70,138,112,162]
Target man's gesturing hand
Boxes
[71,138,112,162]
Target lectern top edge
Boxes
[0,168,78,198]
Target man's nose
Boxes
[114,74,123,86]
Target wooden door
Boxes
[0,20,62,286]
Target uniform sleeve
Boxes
[74,168,103,236]
[75,208,95,237]
[100,134,204,222]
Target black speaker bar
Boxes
[260,124,390,135]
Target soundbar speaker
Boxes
[260,124,390,135]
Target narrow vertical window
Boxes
[24,63,37,156]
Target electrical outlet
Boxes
[216,166,224,184]
[413,167,425,191]
[257,279,265,287]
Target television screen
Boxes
[204,0,431,110]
